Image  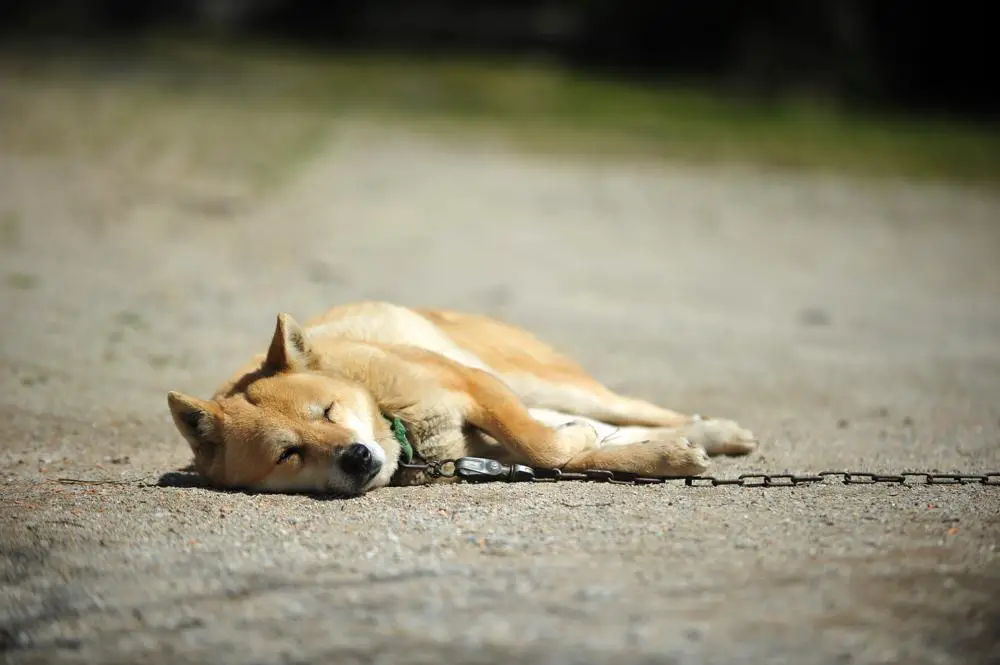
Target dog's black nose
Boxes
[340,442,377,476]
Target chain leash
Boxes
[398,458,1000,487]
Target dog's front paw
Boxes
[649,436,711,476]
[679,419,758,456]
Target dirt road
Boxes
[2,125,999,664]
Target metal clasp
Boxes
[454,457,535,483]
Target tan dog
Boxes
[167,301,757,495]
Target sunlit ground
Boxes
[2,37,998,192]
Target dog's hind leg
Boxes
[460,370,712,476]
[419,308,756,456]
[505,373,693,428]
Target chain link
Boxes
[398,457,1000,488]
[398,460,458,478]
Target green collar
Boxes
[387,415,414,464]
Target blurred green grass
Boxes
[1,38,998,188]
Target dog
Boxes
[167,301,757,495]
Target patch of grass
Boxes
[0,211,21,249]
[147,354,173,369]
[0,49,332,192]
[155,39,1000,184]
[1,37,998,185]
[20,373,49,387]
[6,272,38,290]
[113,310,147,330]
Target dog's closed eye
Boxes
[277,446,303,464]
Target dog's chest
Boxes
[402,413,466,461]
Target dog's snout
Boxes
[340,442,378,476]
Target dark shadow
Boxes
[154,467,354,501]
[155,470,210,489]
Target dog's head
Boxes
[166,314,400,495]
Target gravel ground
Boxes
[2,125,999,665]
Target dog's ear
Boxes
[264,313,317,372]
[167,391,222,461]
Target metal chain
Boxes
[398,458,1000,487]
